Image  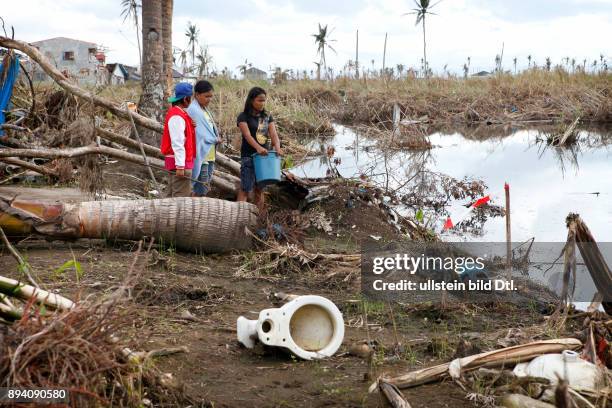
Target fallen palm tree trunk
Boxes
[0,195,257,252]
[566,213,612,314]
[0,275,75,310]
[379,338,582,389]
[0,144,239,194]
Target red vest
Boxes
[160,106,196,168]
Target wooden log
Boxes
[382,338,582,389]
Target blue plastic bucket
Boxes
[252,151,281,187]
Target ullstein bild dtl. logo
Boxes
[361,241,612,304]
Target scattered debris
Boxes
[377,338,582,389]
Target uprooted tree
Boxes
[0,34,244,190]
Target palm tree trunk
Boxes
[382,32,388,77]
[0,196,257,253]
[162,0,174,100]
[134,12,142,70]
[422,17,428,78]
[355,29,359,80]
[139,0,165,146]
[322,51,327,80]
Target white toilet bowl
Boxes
[237,295,345,360]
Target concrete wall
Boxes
[32,37,106,85]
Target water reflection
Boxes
[292,125,612,242]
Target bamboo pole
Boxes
[0,275,75,310]
[505,182,512,277]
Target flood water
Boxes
[292,124,612,243]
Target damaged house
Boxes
[31,37,106,85]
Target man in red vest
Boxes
[160,82,196,197]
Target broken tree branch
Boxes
[0,36,244,179]
[379,338,582,389]
[0,157,59,178]
[126,109,157,185]
[379,380,412,408]
[95,126,163,159]
[566,213,612,314]
[0,145,238,193]
[0,36,162,133]
[0,225,39,288]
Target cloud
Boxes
[1,0,610,75]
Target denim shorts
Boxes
[240,156,257,193]
[193,162,215,197]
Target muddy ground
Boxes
[0,162,579,408]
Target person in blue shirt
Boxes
[187,80,221,197]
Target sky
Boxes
[2,0,611,75]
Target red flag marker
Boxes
[472,195,490,208]
[443,216,454,230]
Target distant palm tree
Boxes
[396,63,405,78]
[196,46,212,77]
[405,0,440,79]
[237,59,252,78]
[545,57,551,71]
[312,24,336,79]
[178,48,189,74]
[527,55,532,69]
[513,57,517,74]
[185,22,199,67]
[120,0,142,67]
